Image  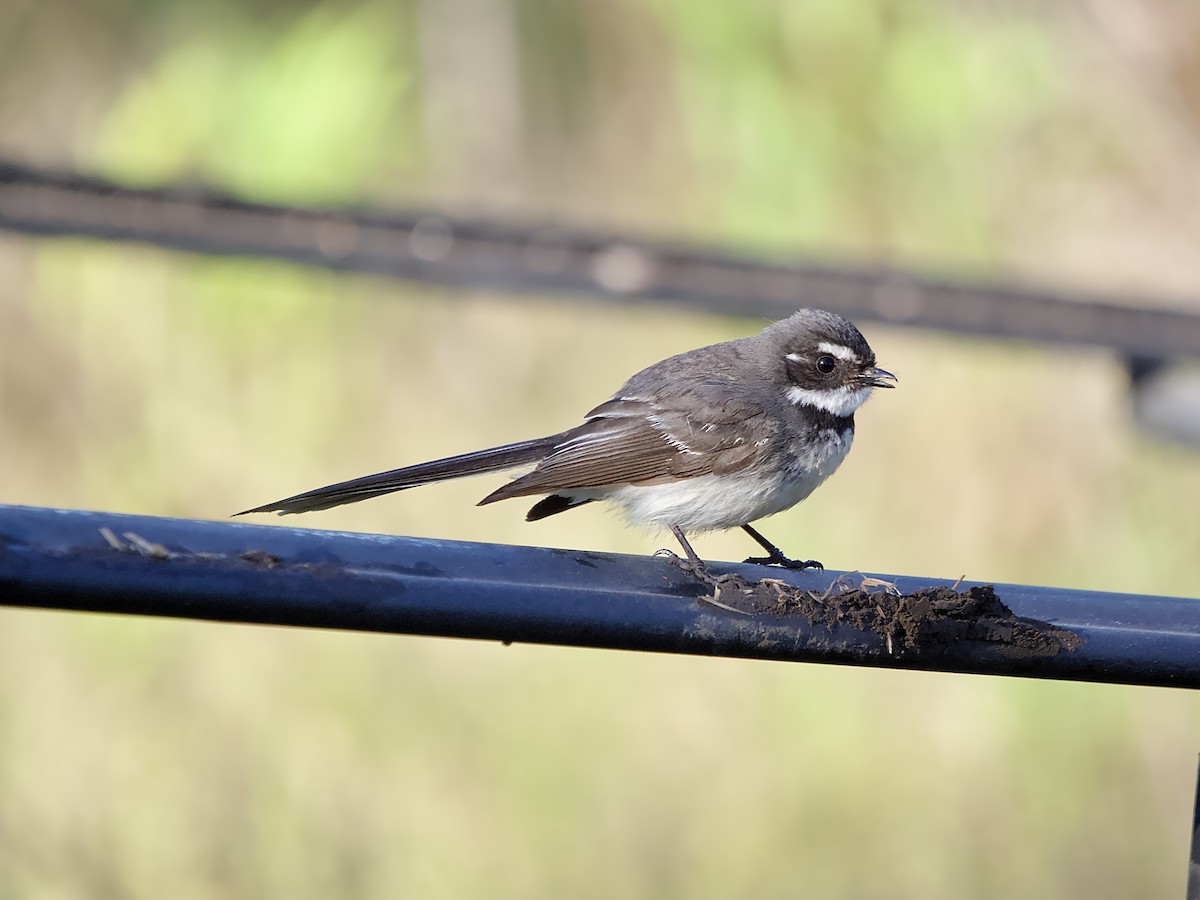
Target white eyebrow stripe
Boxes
[785,352,804,362]
[817,342,858,362]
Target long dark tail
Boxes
[236,434,563,516]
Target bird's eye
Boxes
[816,355,836,374]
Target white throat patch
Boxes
[787,383,873,417]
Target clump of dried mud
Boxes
[699,572,1082,657]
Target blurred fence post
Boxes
[1189,754,1200,900]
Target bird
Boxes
[237,308,896,573]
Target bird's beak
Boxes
[860,366,898,389]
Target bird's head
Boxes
[767,308,897,418]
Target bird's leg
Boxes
[741,524,823,571]
[666,525,708,574]
[658,525,726,587]
[662,527,752,613]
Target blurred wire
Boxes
[3,159,1200,360]
[5,159,1200,445]
[3,504,1200,690]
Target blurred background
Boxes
[2,0,1200,896]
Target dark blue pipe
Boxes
[1,504,1198,689]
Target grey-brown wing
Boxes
[479,380,773,504]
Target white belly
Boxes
[595,429,854,532]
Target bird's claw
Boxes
[657,547,717,583]
[743,554,824,571]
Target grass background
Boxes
[2,1,1200,896]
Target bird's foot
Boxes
[655,547,715,583]
[656,550,752,613]
[739,525,823,572]
[743,551,824,571]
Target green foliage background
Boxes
[2,1,1200,896]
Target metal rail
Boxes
[3,160,1200,361]
[2,504,1197,689]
